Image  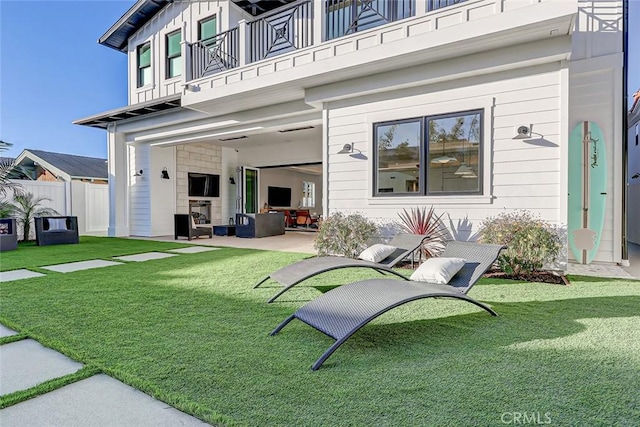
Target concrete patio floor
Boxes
[140,230,317,254]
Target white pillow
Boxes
[47,218,68,231]
[358,244,397,263]
[410,257,466,285]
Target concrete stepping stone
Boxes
[0,374,210,426]
[0,325,18,338]
[41,259,122,274]
[0,339,83,396]
[168,246,220,254]
[0,269,45,283]
[114,252,178,262]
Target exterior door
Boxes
[237,166,259,214]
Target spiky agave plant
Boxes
[397,206,448,258]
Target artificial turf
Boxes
[1,238,639,426]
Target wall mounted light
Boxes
[513,125,544,140]
[229,176,236,185]
[161,167,170,179]
[337,143,354,154]
[133,169,144,177]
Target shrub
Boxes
[314,212,377,258]
[479,210,561,275]
[397,206,447,258]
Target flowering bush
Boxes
[479,210,562,275]
[314,212,377,258]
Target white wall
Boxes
[628,110,640,244]
[129,143,151,236]
[71,181,109,236]
[568,0,624,262]
[237,139,321,167]
[221,147,239,224]
[150,146,176,236]
[127,0,245,104]
[326,62,564,238]
[259,168,323,214]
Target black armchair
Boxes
[35,216,80,246]
[174,214,212,240]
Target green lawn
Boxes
[1,238,639,426]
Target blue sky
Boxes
[0,0,639,160]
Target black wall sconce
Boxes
[161,167,170,179]
[229,176,236,185]
[133,169,144,177]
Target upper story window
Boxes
[198,15,217,44]
[166,30,182,78]
[374,110,482,196]
[137,42,151,87]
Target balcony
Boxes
[187,0,468,81]
[181,0,576,115]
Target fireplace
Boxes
[190,200,211,224]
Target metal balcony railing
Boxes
[325,0,415,41]
[186,0,469,81]
[247,0,313,63]
[428,0,466,12]
[189,27,239,80]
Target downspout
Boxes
[622,0,629,264]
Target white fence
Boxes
[4,180,109,240]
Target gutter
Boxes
[622,0,629,264]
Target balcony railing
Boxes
[428,0,465,12]
[189,27,239,80]
[187,0,467,81]
[325,0,415,40]
[248,0,313,63]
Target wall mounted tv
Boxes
[188,173,220,197]
[267,186,291,207]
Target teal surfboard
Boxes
[568,121,607,264]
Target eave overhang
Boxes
[73,95,182,129]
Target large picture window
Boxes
[137,42,151,87]
[166,31,182,78]
[374,110,482,196]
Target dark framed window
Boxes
[374,109,483,196]
[166,30,182,78]
[198,15,217,44]
[137,42,151,87]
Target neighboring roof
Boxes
[631,89,640,114]
[74,95,182,129]
[99,0,297,52]
[15,149,108,181]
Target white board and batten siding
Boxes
[129,144,152,236]
[126,1,245,105]
[326,62,564,243]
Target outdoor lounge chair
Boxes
[270,241,506,370]
[255,233,428,303]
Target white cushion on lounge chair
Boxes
[410,257,466,285]
[358,244,397,263]
[47,218,68,231]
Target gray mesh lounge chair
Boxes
[270,241,506,370]
[255,233,428,303]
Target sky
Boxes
[0,0,639,160]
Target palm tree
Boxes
[9,192,59,241]
[0,140,23,199]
